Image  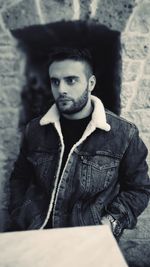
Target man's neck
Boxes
[61,98,93,120]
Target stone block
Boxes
[93,0,136,31]
[121,216,150,241]
[121,83,134,109]
[0,162,10,230]
[0,45,18,59]
[0,174,7,205]
[39,0,74,23]
[0,0,6,9]
[144,57,150,75]
[0,127,20,185]
[0,161,7,183]
[130,1,150,33]
[0,76,20,87]
[0,58,20,75]
[131,80,150,109]
[0,145,8,162]
[120,236,150,267]
[122,60,142,82]
[0,108,19,129]
[121,60,129,80]
[0,0,22,10]
[0,128,21,159]
[80,0,91,20]
[122,35,149,59]
[0,32,15,45]
[0,20,16,45]
[2,0,41,30]
[0,86,21,108]
[121,110,150,134]
[5,157,17,179]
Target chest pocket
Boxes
[78,152,120,194]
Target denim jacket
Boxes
[9,96,150,235]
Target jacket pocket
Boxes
[27,151,54,177]
[78,152,120,194]
[27,151,57,192]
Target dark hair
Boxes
[48,47,94,74]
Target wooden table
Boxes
[0,225,128,267]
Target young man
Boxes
[8,48,150,238]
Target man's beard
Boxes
[55,88,89,115]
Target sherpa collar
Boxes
[40,95,111,132]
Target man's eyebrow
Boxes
[64,76,79,79]
[50,76,80,80]
[50,76,79,78]
[50,77,59,80]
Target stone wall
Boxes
[0,0,149,233]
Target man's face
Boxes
[49,59,92,115]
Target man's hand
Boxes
[101,215,122,238]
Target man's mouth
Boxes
[58,98,72,102]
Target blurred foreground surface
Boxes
[0,225,128,267]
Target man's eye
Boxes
[51,79,59,86]
[66,77,76,85]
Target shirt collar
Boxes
[40,95,111,132]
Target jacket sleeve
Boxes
[106,126,150,234]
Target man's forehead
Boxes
[49,59,86,77]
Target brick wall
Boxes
[0,0,149,231]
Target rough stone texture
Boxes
[120,0,150,180]
[120,83,134,109]
[0,129,20,158]
[120,239,150,267]
[0,58,21,74]
[0,45,18,58]
[80,0,91,20]
[120,207,150,266]
[122,61,142,82]
[130,1,150,33]
[91,0,136,31]
[121,110,150,135]
[0,75,20,87]
[0,108,20,129]
[144,57,150,75]
[39,0,74,23]
[132,79,150,109]
[122,35,149,60]
[0,17,23,230]
[0,85,21,108]
[0,22,16,45]
[122,212,150,240]
[2,0,41,30]
[0,0,22,10]
[0,32,14,45]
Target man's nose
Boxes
[59,80,66,94]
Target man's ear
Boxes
[88,75,96,92]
